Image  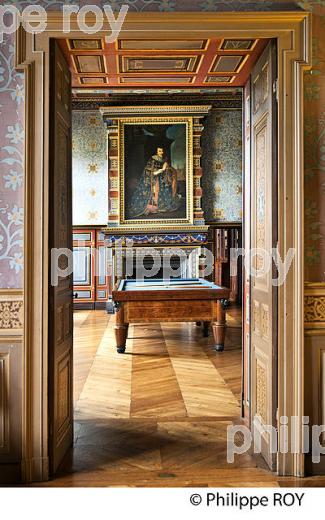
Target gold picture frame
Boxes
[100,104,211,230]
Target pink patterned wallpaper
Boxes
[0,1,324,288]
[0,35,24,289]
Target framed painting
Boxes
[119,117,193,227]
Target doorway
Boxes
[49,36,275,482]
[17,11,310,483]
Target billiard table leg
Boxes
[115,305,128,354]
[212,300,226,352]
[203,321,210,337]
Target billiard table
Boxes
[110,278,230,353]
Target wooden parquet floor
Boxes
[39,310,325,487]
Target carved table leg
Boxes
[203,321,210,337]
[115,305,128,354]
[212,299,227,352]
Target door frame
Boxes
[16,11,311,482]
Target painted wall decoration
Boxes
[122,121,188,223]
[202,109,242,223]
[0,0,325,287]
[72,111,108,225]
[0,35,24,289]
[302,1,325,282]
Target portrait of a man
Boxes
[128,146,180,218]
[122,122,188,222]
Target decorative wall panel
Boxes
[256,361,267,423]
[73,228,112,306]
[57,353,71,436]
[0,339,22,467]
[0,296,23,333]
[0,352,9,452]
[0,35,24,289]
[202,109,242,222]
[305,282,325,328]
[305,282,325,473]
[72,111,108,225]
[255,117,267,271]
[305,295,325,324]
[303,1,325,280]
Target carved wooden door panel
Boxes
[250,41,278,470]
[48,40,73,474]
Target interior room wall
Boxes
[0,35,24,289]
[72,105,242,227]
[202,108,242,223]
[0,0,324,482]
[72,111,108,226]
[2,1,324,287]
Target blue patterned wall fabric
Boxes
[202,109,242,223]
[72,111,108,225]
[72,108,242,226]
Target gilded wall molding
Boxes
[100,105,212,118]
[304,282,325,331]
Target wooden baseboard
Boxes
[73,302,95,310]
[73,302,107,311]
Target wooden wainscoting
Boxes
[208,223,242,305]
[0,289,23,483]
[305,282,325,475]
[73,227,112,309]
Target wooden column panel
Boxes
[193,117,205,225]
[96,230,113,303]
[73,229,95,307]
[210,224,242,305]
[0,290,23,483]
[73,227,112,308]
[305,283,325,475]
[107,120,119,225]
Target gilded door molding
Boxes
[15,11,311,481]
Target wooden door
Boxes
[250,41,278,470]
[48,40,73,474]
[242,78,251,424]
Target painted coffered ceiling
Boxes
[59,37,268,90]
